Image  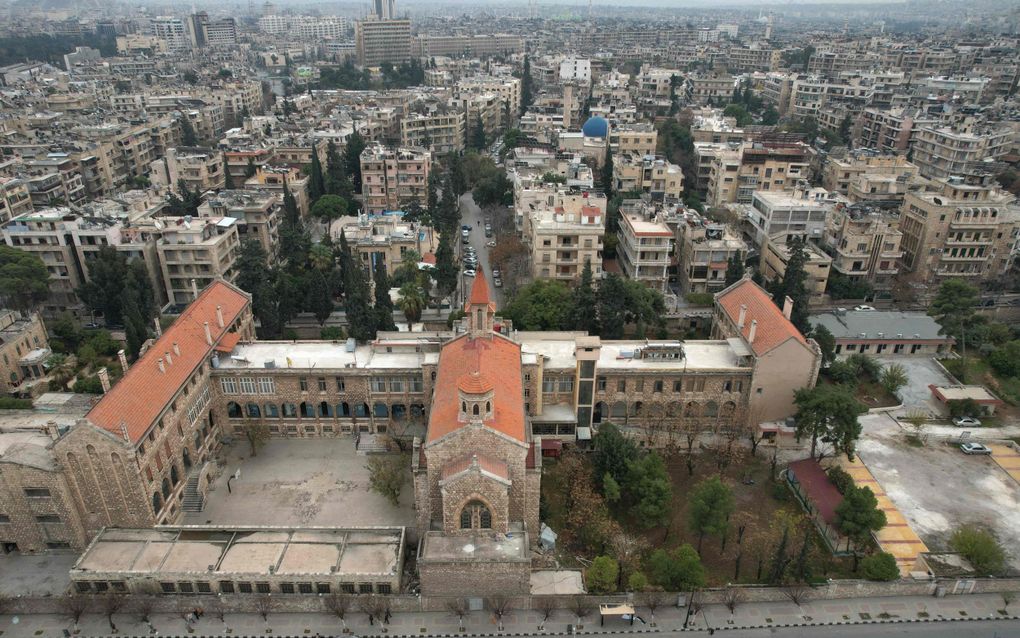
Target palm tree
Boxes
[45,353,73,387]
[309,243,334,271]
[398,283,426,325]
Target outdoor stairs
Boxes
[181,470,204,512]
[355,433,390,455]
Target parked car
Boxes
[953,416,982,427]
[853,305,876,311]
[485,229,493,238]
[492,269,501,278]
[461,224,472,231]
[493,278,503,288]
[463,269,476,277]
[960,442,992,455]
[486,240,496,248]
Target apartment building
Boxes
[0,310,49,394]
[911,120,1013,181]
[454,92,505,144]
[692,113,745,145]
[151,148,225,193]
[0,178,33,224]
[199,191,280,257]
[900,174,1020,287]
[457,76,522,123]
[824,206,902,295]
[332,212,432,273]
[854,107,937,154]
[1,209,86,318]
[156,217,241,306]
[676,213,747,294]
[356,18,411,67]
[707,141,812,207]
[413,34,524,58]
[524,192,606,283]
[150,16,191,52]
[727,45,781,73]
[608,123,657,156]
[694,142,739,197]
[613,155,684,203]
[243,166,311,217]
[760,237,832,297]
[400,111,466,155]
[617,210,673,293]
[559,59,592,85]
[746,188,841,247]
[360,144,431,214]
[822,153,921,198]
[684,73,736,105]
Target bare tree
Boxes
[208,595,227,624]
[486,596,512,631]
[101,594,125,632]
[61,595,90,630]
[534,597,555,629]
[569,596,593,627]
[639,591,669,625]
[610,531,649,590]
[131,592,157,627]
[358,594,386,626]
[445,597,468,631]
[1002,591,1016,610]
[325,591,353,631]
[781,583,812,606]
[254,595,274,622]
[723,586,745,614]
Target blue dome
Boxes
[581,116,609,138]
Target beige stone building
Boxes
[199,190,280,257]
[822,154,921,199]
[243,166,311,217]
[0,177,33,225]
[356,18,411,67]
[613,154,684,203]
[706,141,812,207]
[151,147,226,194]
[330,212,434,274]
[0,311,49,394]
[1,208,87,318]
[911,119,1013,181]
[900,174,1020,288]
[608,123,658,156]
[524,192,606,283]
[760,238,832,297]
[617,209,673,293]
[676,213,747,294]
[824,207,902,296]
[156,217,241,306]
[360,144,431,214]
[401,111,466,155]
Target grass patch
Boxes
[948,356,1020,406]
[904,434,924,447]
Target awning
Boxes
[599,603,635,617]
[541,439,563,452]
[214,332,241,353]
[576,427,592,441]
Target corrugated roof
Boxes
[809,311,949,342]
[716,279,807,356]
[87,281,249,443]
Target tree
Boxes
[100,594,125,632]
[648,544,706,591]
[366,454,407,506]
[520,55,533,115]
[433,237,458,299]
[373,259,397,332]
[929,279,980,377]
[310,194,348,224]
[593,422,639,487]
[486,596,512,631]
[771,237,811,334]
[571,259,599,334]
[502,280,575,330]
[625,452,673,528]
[880,363,908,396]
[586,556,619,593]
[688,476,735,552]
[835,485,887,564]
[602,472,621,503]
[601,143,614,196]
[244,157,258,179]
[724,254,745,286]
[0,246,50,311]
[306,270,335,326]
[950,524,1006,575]
[860,552,900,581]
[62,595,90,629]
[597,274,629,339]
[793,384,866,460]
[471,114,486,151]
[569,596,593,626]
[397,282,426,325]
[344,130,367,193]
[244,421,271,457]
[308,145,325,201]
[445,598,468,630]
[627,571,649,592]
[178,114,198,146]
[325,140,353,197]
[812,324,836,367]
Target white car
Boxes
[953,416,982,427]
[960,442,992,455]
[854,305,876,311]
[463,269,476,277]
[486,240,496,248]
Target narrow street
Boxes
[457,192,505,309]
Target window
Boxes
[317,377,327,391]
[299,377,308,391]
[558,377,573,392]
[280,583,295,594]
[256,583,271,594]
[178,582,194,594]
[219,581,235,593]
[196,582,212,593]
[239,377,257,394]
[340,583,356,594]
[282,403,297,418]
[298,582,313,594]
[597,377,606,391]
[371,377,387,392]
[542,377,555,393]
[654,380,663,393]
[673,380,682,392]
[258,377,275,394]
[238,582,253,593]
[160,582,176,594]
[47,541,71,549]
[336,377,346,391]
[460,500,492,530]
[617,380,626,392]
[265,403,279,418]
[410,377,423,392]
[317,583,331,594]
[220,378,238,394]
[35,514,61,523]
[23,488,50,498]
[635,379,644,392]
[377,584,392,594]
[359,583,373,594]
[0,514,9,523]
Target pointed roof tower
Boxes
[465,276,495,335]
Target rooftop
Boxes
[716,279,809,356]
[810,310,950,342]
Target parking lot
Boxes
[873,356,955,415]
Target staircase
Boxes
[181,469,204,512]
[355,433,390,455]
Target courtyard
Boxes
[184,438,415,528]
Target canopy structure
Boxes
[599,603,636,626]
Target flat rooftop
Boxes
[73,526,403,577]
[810,310,949,341]
[517,336,750,371]
[420,530,528,563]
[217,340,438,370]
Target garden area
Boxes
[540,423,873,595]
[815,352,904,410]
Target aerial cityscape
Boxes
[0,0,1018,636]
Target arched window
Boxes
[685,401,700,417]
[161,478,170,499]
[319,401,333,417]
[485,401,491,414]
[630,401,643,417]
[593,402,605,423]
[182,448,192,470]
[391,404,407,420]
[410,404,425,418]
[459,500,492,530]
[264,403,279,418]
[194,432,203,450]
[354,403,369,418]
[282,403,297,418]
[152,492,162,514]
[705,401,719,418]
[461,401,467,413]
[472,404,480,416]
[300,402,315,418]
[338,402,351,417]
[374,403,389,418]
[611,401,627,418]
[170,465,180,485]
[721,401,737,417]
[246,403,261,418]
[227,401,242,418]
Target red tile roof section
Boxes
[87,281,250,443]
[467,274,495,310]
[440,454,509,481]
[458,371,494,394]
[716,279,807,356]
[214,332,241,353]
[788,458,843,526]
[427,334,526,444]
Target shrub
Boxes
[685,292,714,306]
[626,571,648,592]
[950,524,1006,575]
[826,359,859,385]
[73,375,104,394]
[845,353,882,380]
[0,397,32,410]
[880,363,908,396]
[586,556,619,594]
[947,398,981,419]
[989,341,1020,378]
[826,466,854,495]
[860,552,900,581]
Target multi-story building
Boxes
[156,217,241,306]
[911,120,1014,181]
[332,212,434,273]
[684,73,736,106]
[900,174,1020,288]
[524,192,606,283]
[457,76,522,123]
[854,107,937,154]
[243,166,311,217]
[150,16,191,52]
[199,191,280,257]
[0,310,49,394]
[608,123,657,157]
[617,210,673,293]
[822,153,920,198]
[760,237,832,296]
[559,59,592,85]
[1,209,86,318]
[151,148,225,194]
[360,144,431,214]
[745,188,839,247]
[824,206,902,296]
[0,178,33,224]
[707,141,813,207]
[356,18,412,67]
[676,213,747,294]
[613,154,684,204]
[400,111,466,155]
[412,34,524,59]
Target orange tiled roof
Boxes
[458,371,494,394]
[214,331,241,353]
[467,275,495,310]
[716,279,807,356]
[427,333,526,444]
[87,281,250,443]
[440,454,509,481]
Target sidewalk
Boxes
[1,593,1018,637]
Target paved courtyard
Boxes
[184,438,415,528]
[873,356,955,415]
[0,552,76,596]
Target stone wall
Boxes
[440,469,510,534]
[418,556,531,598]
[0,462,89,553]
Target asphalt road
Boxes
[654,620,1020,637]
[457,193,504,309]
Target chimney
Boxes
[191,278,199,299]
[44,420,59,441]
[164,350,172,366]
[737,304,747,329]
[157,357,165,373]
[153,316,162,337]
[203,321,212,346]
[97,367,111,393]
[783,296,794,320]
[173,342,180,356]
[748,319,758,345]
[216,304,224,328]
[117,349,129,372]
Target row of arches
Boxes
[226,401,426,421]
[592,400,739,423]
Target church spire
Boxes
[465,276,495,335]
